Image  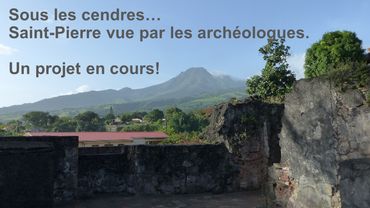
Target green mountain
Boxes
[0,68,246,121]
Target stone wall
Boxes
[270,78,370,208]
[0,136,78,206]
[0,141,55,208]
[78,144,239,197]
[203,100,283,190]
[339,159,370,208]
[1,137,239,205]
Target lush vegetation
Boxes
[246,32,368,104]
[326,61,370,91]
[0,68,245,123]
[0,122,19,136]
[304,31,365,78]
[246,38,296,103]
[2,31,368,140]
[304,31,369,98]
[0,89,245,124]
[0,107,210,144]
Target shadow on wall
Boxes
[0,137,241,207]
[0,136,78,208]
[77,145,240,198]
[202,99,284,191]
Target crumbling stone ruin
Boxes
[78,145,239,197]
[268,78,370,208]
[0,137,239,207]
[0,77,369,208]
[203,99,283,190]
[0,137,78,208]
[204,78,370,208]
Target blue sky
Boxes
[0,0,369,107]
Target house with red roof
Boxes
[26,132,168,147]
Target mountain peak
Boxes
[0,67,245,121]
[119,87,133,91]
[182,67,211,75]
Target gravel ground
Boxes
[58,191,264,208]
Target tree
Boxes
[144,109,164,122]
[2,120,24,135]
[121,123,160,132]
[0,123,13,136]
[164,108,187,133]
[304,31,365,78]
[52,117,77,132]
[22,111,57,130]
[162,132,206,144]
[120,113,132,123]
[131,112,147,119]
[246,38,296,102]
[74,111,104,132]
[186,112,207,132]
[104,106,116,124]
[164,108,208,133]
[326,61,370,91]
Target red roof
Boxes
[27,132,168,142]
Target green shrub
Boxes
[327,61,370,91]
[246,39,296,103]
[305,31,365,78]
[121,123,160,132]
[161,132,208,144]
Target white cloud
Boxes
[0,44,17,55]
[60,85,91,96]
[288,53,306,79]
[75,85,90,93]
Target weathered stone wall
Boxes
[0,136,78,206]
[271,78,370,208]
[339,159,370,208]
[78,144,239,197]
[203,100,283,190]
[1,138,238,205]
[0,141,55,208]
